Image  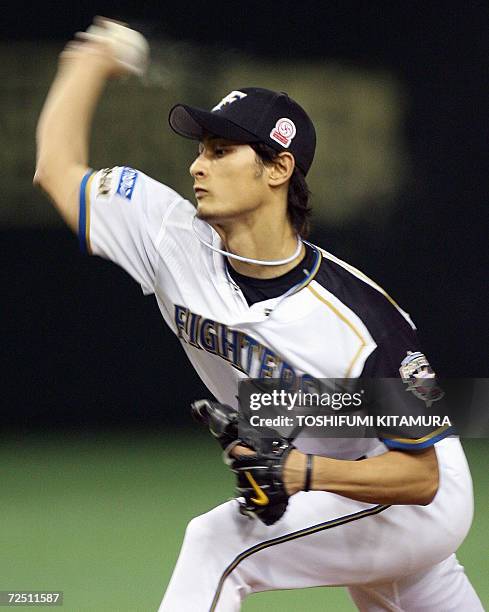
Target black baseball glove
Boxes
[191,399,294,525]
[191,399,243,453]
[231,436,293,525]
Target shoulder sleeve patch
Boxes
[116,167,138,200]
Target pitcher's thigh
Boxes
[347,554,484,611]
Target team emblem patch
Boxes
[399,351,444,407]
[212,91,247,112]
[116,167,138,200]
[270,118,296,148]
[97,168,114,197]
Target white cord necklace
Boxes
[192,215,303,266]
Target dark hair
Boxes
[250,142,312,238]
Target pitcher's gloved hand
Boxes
[191,399,244,454]
[191,399,296,525]
[231,436,294,525]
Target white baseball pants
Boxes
[159,437,483,611]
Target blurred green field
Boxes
[1,432,487,611]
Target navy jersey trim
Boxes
[226,242,322,306]
[307,282,368,377]
[313,254,414,348]
[289,242,322,296]
[79,170,95,254]
[310,253,449,450]
[209,503,390,611]
[381,426,455,450]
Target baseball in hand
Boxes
[84,17,149,77]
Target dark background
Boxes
[2,1,488,428]
[1,4,488,610]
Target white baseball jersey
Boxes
[79,166,452,459]
[79,166,482,612]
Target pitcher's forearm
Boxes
[34,20,148,232]
[35,55,110,180]
[284,447,439,505]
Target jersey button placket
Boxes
[230,281,248,309]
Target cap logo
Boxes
[270,118,296,148]
[212,90,247,112]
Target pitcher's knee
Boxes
[183,516,208,548]
[183,509,224,551]
[182,502,247,566]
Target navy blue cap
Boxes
[169,87,316,175]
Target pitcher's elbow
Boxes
[422,480,439,505]
[418,468,440,506]
[33,161,60,201]
[33,170,42,189]
[33,162,49,191]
